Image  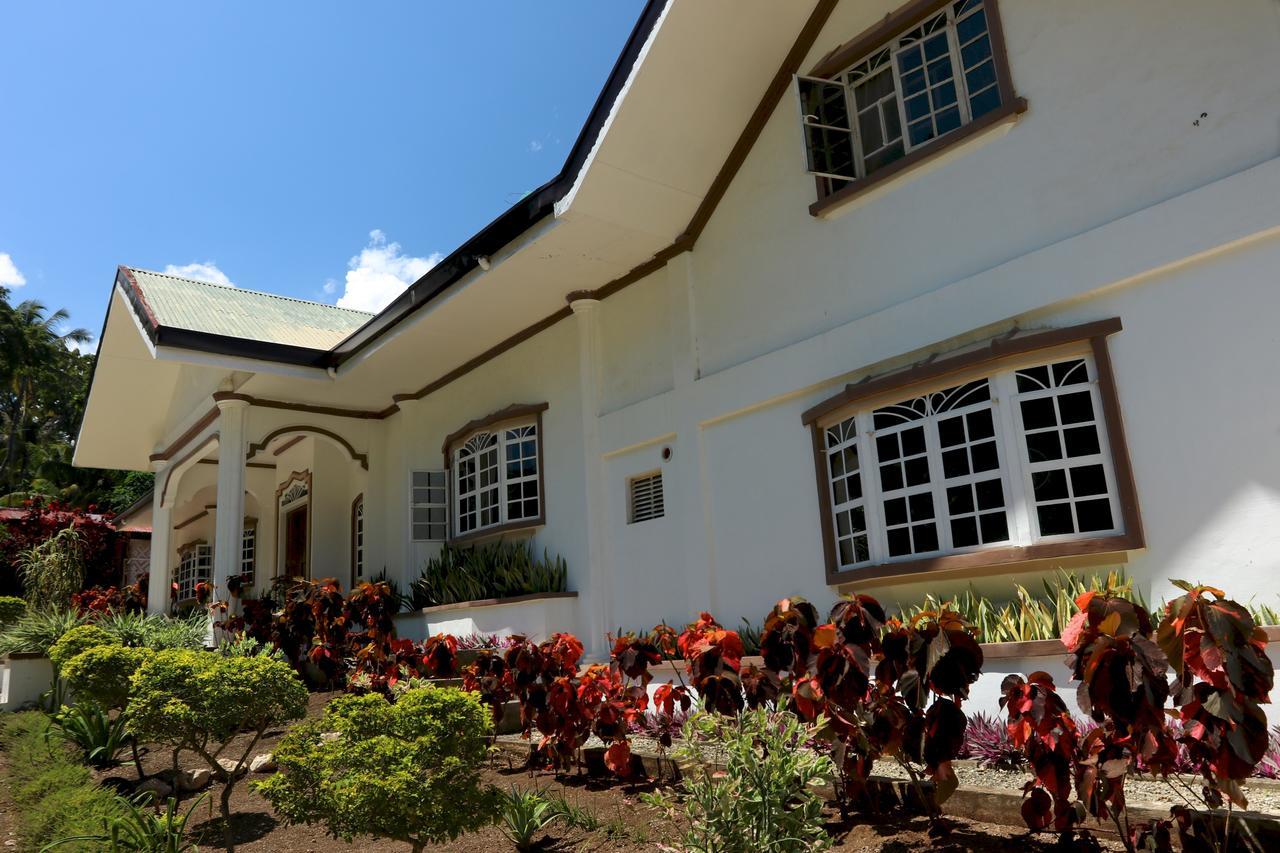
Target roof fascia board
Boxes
[152,345,332,381]
[330,212,564,375]
[553,0,673,219]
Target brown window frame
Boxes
[804,318,1144,587]
[805,0,1026,217]
[442,402,549,546]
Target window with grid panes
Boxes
[797,0,1003,192]
[352,498,365,580]
[410,471,447,542]
[451,420,540,537]
[819,353,1123,571]
[240,525,256,583]
[176,543,212,603]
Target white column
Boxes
[212,398,249,610]
[146,463,172,615]
[570,296,611,658]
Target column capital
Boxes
[566,293,601,314]
[213,392,252,412]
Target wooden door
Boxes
[284,505,308,578]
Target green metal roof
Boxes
[123,267,372,351]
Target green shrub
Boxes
[411,539,567,608]
[61,644,153,708]
[498,787,562,851]
[96,609,208,650]
[0,607,85,657]
[0,712,123,852]
[643,708,833,853]
[48,624,114,671]
[256,687,500,852]
[0,595,27,626]
[47,703,132,768]
[43,790,204,852]
[129,649,308,852]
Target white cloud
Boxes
[334,230,442,313]
[528,139,543,152]
[162,261,234,287]
[322,279,338,295]
[0,253,27,288]
[67,338,98,356]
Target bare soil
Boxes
[67,690,1124,852]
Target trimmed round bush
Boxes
[255,687,499,852]
[48,624,114,672]
[61,644,153,709]
[0,596,27,627]
[129,649,308,851]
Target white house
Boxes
[75,0,1280,655]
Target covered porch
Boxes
[143,398,372,613]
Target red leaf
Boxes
[605,741,632,777]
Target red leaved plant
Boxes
[1005,580,1274,853]
[755,595,982,824]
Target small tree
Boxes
[19,526,85,607]
[129,649,308,852]
[255,687,500,852]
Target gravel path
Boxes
[870,759,1280,816]
[497,733,1280,816]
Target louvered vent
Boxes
[628,472,665,524]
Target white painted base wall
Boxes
[393,593,579,644]
[0,655,52,712]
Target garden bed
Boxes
[490,732,1280,844]
[0,690,1130,852]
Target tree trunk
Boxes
[221,778,236,853]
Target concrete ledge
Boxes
[397,591,578,616]
[393,592,578,644]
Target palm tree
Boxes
[0,296,91,493]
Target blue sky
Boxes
[0,1,645,347]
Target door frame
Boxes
[275,470,312,580]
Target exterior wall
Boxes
[376,319,591,633]
[137,0,1280,647]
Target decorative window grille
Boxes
[820,354,1121,571]
[628,472,665,524]
[352,498,365,580]
[452,421,540,537]
[797,0,1001,187]
[240,525,256,583]
[176,543,212,603]
[410,472,447,542]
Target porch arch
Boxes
[246,425,368,470]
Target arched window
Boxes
[445,404,547,540]
[351,494,365,586]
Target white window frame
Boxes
[176,543,212,603]
[352,497,365,581]
[795,0,1000,183]
[240,523,256,583]
[450,419,541,539]
[818,347,1124,573]
[409,471,447,543]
